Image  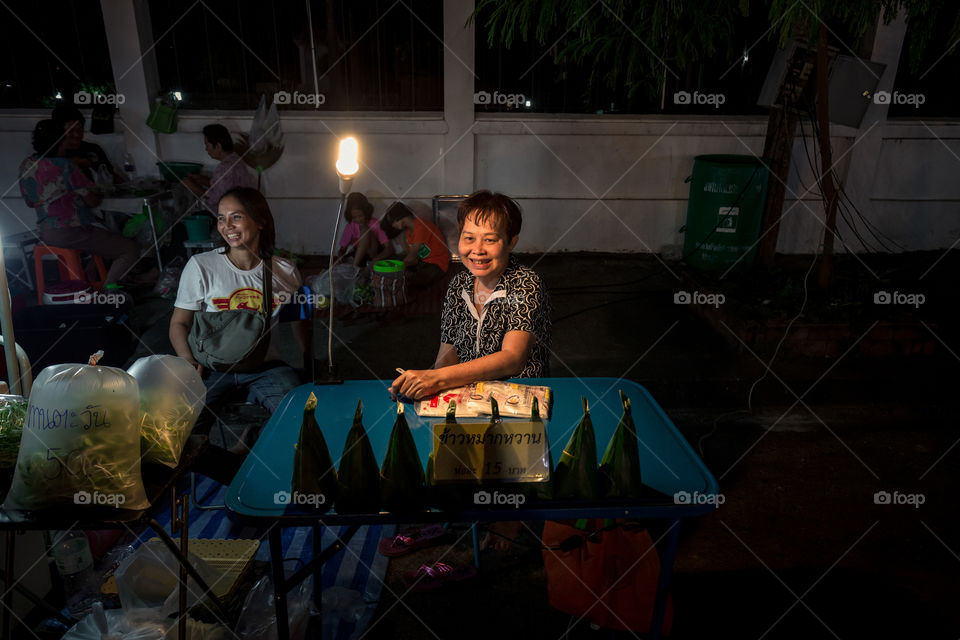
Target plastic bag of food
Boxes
[598,391,643,499]
[464,381,553,418]
[415,386,480,418]
[552,397,598,501]
[291,392,336,511]
[380,402,425,512]
[481,396,553,501]
[0,394,27,469]
[4,352,149,511]
[127,355,205,467]
[335,400,380,513]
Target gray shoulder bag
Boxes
[188,256,274,373]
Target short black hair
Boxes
[51,105,84,129]
[381,201,414,239]
[202,124,234,152]
[32,119,65,156]
[457,190,522,238]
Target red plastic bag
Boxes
[541,519,673,634]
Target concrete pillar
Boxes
[442,0,476,195]
[841,12,908,228]
[100,0,161,177]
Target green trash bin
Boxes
[682,154,769,270]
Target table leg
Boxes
[2,531,14,640]
[313,524,323,637]
[144,200,164,270]
[269,526,291,640]
[649,519,681,640]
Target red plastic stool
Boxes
[34,245,107,305]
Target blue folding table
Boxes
[226,378,719,639]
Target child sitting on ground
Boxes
[335,193,393,267]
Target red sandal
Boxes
[377,524,446,557]
[401,562,477,592]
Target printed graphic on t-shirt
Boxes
[212,287,281,311]
[417,244,431,259]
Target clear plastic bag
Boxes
[113,539,220,617]
[152,256,185,299]
[3,355,149,511]
[0,394,27,469]
[127,355,205,467]
[63,601,230,639]
[235,574,315,640]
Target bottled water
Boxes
[50,530,99,620]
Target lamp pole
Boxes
[324,137,359,379]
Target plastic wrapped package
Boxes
[463,381,552,418]
[416,381,552,418]
[3,353,149,511]
[0,394,27,469]
[127,355,205,467]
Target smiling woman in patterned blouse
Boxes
[390,190,552,401]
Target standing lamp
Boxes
[322,137,359,380]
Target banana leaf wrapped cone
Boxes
[552,397,598,500]
[291,392,337,511]
[380,402,425,512]
[336,400,380,513]
[424,400,464,508]
[598,391,643,499]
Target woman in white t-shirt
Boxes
[169,187,308,454]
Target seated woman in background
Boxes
[19,119,140,289]
[169,186,308,454]
[381,201,450,290]
[335,192,392,267]
[390,191,552,550]
[183,124,256,213]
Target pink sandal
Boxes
[377,524,446,557]
[401,562,477,592]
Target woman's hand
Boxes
[390,369,444,400]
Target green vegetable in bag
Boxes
[598,391,642,499]
[380,402,425,512]
[0,395,27,469]
[291,392,337,510]
[335,400,380,513]
[553,397,598,500]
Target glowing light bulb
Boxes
[336,137,359,177]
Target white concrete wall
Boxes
[1,0,957,256]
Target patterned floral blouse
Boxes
[19,155,96,229]
[440,256,552,377]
